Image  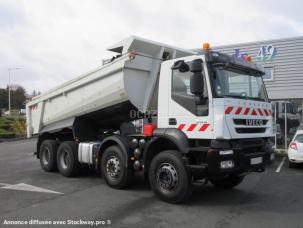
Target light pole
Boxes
[8,67,21,116]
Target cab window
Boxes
[171,64,208,116]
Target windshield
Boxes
[212,66,268,101]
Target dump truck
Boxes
[26,36,274,203]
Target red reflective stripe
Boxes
[235,107,243,115]
[225,106,233,114]
[243,107,250,115]
[258,108,264,116]
[178,124,185,130]
[31,104,37,110]
[263,109,269,116]
[199,124,209,132]
[251,109,257,116]
[187,124,197,131]
[268,109,272,115]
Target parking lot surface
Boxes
[0,139,303,228]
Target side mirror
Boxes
[189,59,203,72]
[189,59,204,96]
[190,73,204,96]
[171,60,189,72]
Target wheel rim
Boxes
[106,156,121,179]
[41,147,50,165]
[156,163,178,190]
[60,149,71,169]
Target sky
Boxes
[0,0,302,94]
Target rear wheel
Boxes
[39,140,58,172]
[101,146,132,189]
[288,160,297,168]
[210,175,244,189]
[149,150,192,203]
[57,141,80,177]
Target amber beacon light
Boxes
[203,42,210,50]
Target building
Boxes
[209,36,303,149]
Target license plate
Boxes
[251,157,263,165]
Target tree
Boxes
[11,86,26,109]
[0,88,8,110]
[0,85,26,110]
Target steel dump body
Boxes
[26,36,194,137]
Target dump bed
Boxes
[26,36,194,137]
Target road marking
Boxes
[0,183,63,194]
[276,157,286,173]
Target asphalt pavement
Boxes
[0,139,303,228]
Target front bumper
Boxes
[186,138,269,178]
[206,149,266,178]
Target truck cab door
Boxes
[164,58,213,139]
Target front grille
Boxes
[231,138,264,148]
[234,119,268,126]
[236,128,266,134]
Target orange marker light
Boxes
[244,55,252,62]
[203,43,210,50]
[128,50,136,60]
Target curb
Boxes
[0,137,33,144]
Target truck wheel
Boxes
[57,141,80,177]
[39,140,58,172]
[210,175,244,189]
[101,145,132,189]
[148,150,192,203]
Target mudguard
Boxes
[143,128,189,169]
[99,135,132,167]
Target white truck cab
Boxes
[27,36,274,203]
[158,52,273,140]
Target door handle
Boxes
[169,118,177,125]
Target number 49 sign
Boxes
[256,45,277,61]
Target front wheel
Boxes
[149,150,192,204]
[210,175,244,189]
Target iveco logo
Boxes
[246,119,264,126]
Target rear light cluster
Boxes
[290,142,297,150]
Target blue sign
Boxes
[256,45,277,61]
[232,45,277,62]
[232,49,249,60]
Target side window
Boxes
[295,134,303,143]
[171,64,208,116]
[172,71,193,97]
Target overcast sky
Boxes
[0,0,302,94]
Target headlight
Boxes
[219,150,233,155]
[220,160,234,169]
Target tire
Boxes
[39,140,58,172]
[101,145,132,189]
[210,175,244,189]
[148,150,192,204]
[288,160,297,168]
[57,141,80,177]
